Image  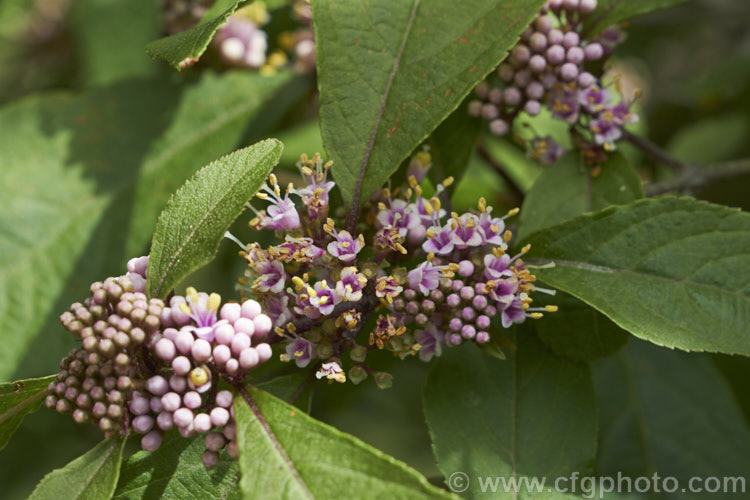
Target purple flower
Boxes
[271,236,325,263]
[549,87,580,123]
[265,294,292,326]
[477,212,506,247]
[253,175,301,231]
[375,275,403,303]
[609,102,639,127]
[374,227,407,255]
[415,324,445,362]
[178,287,226,341]
[450,213,483,249]
[501,297,527,328]
[316,361,346,383]
[408,261,448,295]
[529,136,568,165]
[488,278,519,307]
[253,260,285,294]
[590,115,622,148]
[326,230,365,263]
[578,86,610,114]
[484,253,513,281]
[376,199,420,237]
[215,16,268,68]
[293,154,335,221]
[308,281,340,316]
[285,337,317,368]
[422,225,455,255]
[336,267,367,302]
[406,151,432,183]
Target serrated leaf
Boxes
[527,197,750,355]
[1,71,298,382]
[145,0,243,69]
[234,385,456,499]
[29,437,126,500]
[595,339,750,489]
[584,0,689,37]
[114,373,313,499]
[518,151,643,242]
[147,139,283,298]
[314,0,547,204]
[423,336,597,499]
[0,375,55,451]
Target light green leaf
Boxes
[481,136,543,193]
[147,139,283,298]
[115,431,240,500]
[115,372,313,499]
[0,375,54,451]
[145,0,243,69]
[666,113,749,164]
[234,385,456,499]
[428,99,483,189]
[314,0,547,204]
[527,197,750,355]
[29,437,126,500]
[584,0,689,36]
[1,71,297,382]
[424,336,597,499]
[595,339,750,492]
[518,151,643,242]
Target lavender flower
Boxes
[252,174,301,231]
[450,213,484,249]
[376,199,420,237]
[336,267,367,302]
[408,261,455,295]
[423,225,456,255]
[325,219,365,262]
[375,275,403,304]
[316,361,346,383]
[578,85,610,113]
[307,281,340,316]
[285,337,317,368]
[415,324,445,362]
[178,288,226,342]
[252,259,286,294]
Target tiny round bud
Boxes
[560,62,579,81]
[489,119,510,136]
[241,299,262,319]
[45,395,58,409]
[213,344,232,365]
[233,317,255,336]
[107,404,123,419]
[529,54,546,73]
[103,377,116,391]
[497,63,514,82]
[82,336,98,352]
[172,356,192,376]
[541,71,558,89]
[227,440,239,459]
[205,432,227,452]
[155,338,176,361]
[472,295,489,311]
[225,358,240,376]
[90,386,105,401]
[461,324,477,339]
[193,413,212,433]
[460,286,475,301]
[130,327,146,344]
[256,343,272,364]
[73,409,89,424]
[526,81,545,100]
[129,397,150,416]
[223,422,237,440]
[253,315,272,338]
[449,317,463,331]
[239,348,259,370]
[173,407,194,427]
[216,390,234,409]
[146,375,169,396]
[161,392,182,412]
[446,294,461,308]
[214,324,235,345]
[462,306,476,322]
[157,411,174,431]
[92,401,107,418]
[562,31,580,49]
[535,15,553,33]
[513,69,532,88]
[430,289,444,303]
[170,375,188,393]
[415,313,428,325]
[467,100,483,117]
[578,71,596,88]
[141,430,163,452]
[191,339,212,363]
[449,333,463,346]
[115,352,130,367]
[183,391,202,410]
[230,333,251,356]
[481,103,499,121]
[474,81,490,99]
[584,42,603,61]
[210,407,230,427]
[547,29,564,46]
[203,450,220,468]
[546,45,565,65]
[510,44,530,65]
[422,299,435,314]
[488,88,503,104]
[486,305,497,316]
[476,331,491,344]
[579,0,597,14]
[476,314,492,330]
[524,100,541,116]
[566,46,584,65]
[174,330,195,355]
[503,87,522,107]
[220,302,242,323]
[108,389,124,405]
[405,301,420,315]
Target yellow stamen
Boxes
[190,367,209,386]
[545,305,558,312]
[207,293,221,312]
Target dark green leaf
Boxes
[427,99,483,189]
[518,151,643,242]
[0,375,54,450]
[584,0,689,37]
[423,336,597,499]
[666,113,749,164]
[145,0,243,70]
[255,372,314,414]
[115,431,240,500]
[147,139,283,298]
[29,437,126,500]
[314,0,547,204]
[595,340,750,495]
[234,386,456,499]
[1,71,295,382]
[527,197,750,355]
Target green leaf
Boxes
[0,375,54,451]
[535,291,628,362]
[314,0,547,204]
[29,437,126,500]
[70,0,161,85]
[595,340,750,487]
[481,136,543,193]
[1,71,297,382]
[518,151,643,242]
[147,139,283,299]
[115,372,313,500]
[666,113,749,164]
[115,431,240,500]
[427,99,483,188]
[145,0,243,69]
[423,336,597,499]
[234,385,456,499]
[527,197,750,355]
[584,0,689,37]
[255,372,314,414]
